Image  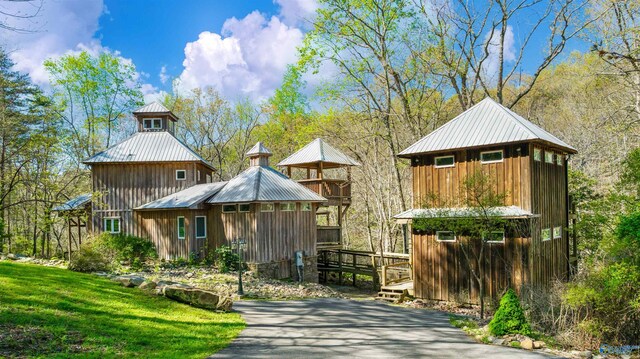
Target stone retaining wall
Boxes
[248,255,318,283]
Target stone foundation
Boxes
[248,255,318,283]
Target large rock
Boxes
[163,286,232,311]
[520,338,534,350]
[533,340,545,349]
[112,275,145,287]
[139,280,157,290]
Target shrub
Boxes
[102,233,157,269]
[68,236,115,272]
[215,245,239,273]
[489,289,532,336]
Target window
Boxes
[280,203,296,211]
[484,230,505,244]
[143,118,162,130]
[436,231,456,242]
[177,216,185,239]
[301,202,312,211]
[176,170,187,180]
[434,155,455,168]
[556,154,563,166]
[197,170,201,181]
[222,204,237,213]
[545,151,554,164]
[542,228,551,241]
[534,148,542,162]
[239,203,251,212]
[261,203,274,212]
[195,216,206,239]
[553,226,562,239]
[104,217,120,234]
[481,150,504,164]
[206,174,212,183]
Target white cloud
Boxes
[274,0,318,28]
[177,10,304,101]
[141,83,167,104]
[482,25,516,82]
[159,65,169,85]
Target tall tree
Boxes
[45,51,144,160]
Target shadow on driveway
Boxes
[213,298,557,358]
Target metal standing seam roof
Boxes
[393,206,538,219]
[135,182,227,210]
[83,132,215,170]
[206,166,327,204]
[277,138,361,168]
[399,97,577,157]
[246,142,272,156]
[52,193,92,211]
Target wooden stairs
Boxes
[375,281,413,303]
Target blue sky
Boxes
[1,0,588,104]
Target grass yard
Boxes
[0,262,245,358]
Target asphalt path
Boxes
[213,298,557,358]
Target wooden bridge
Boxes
[317,249,412,297]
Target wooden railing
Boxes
[381,261,412,287]
[298,179,351,200]
[317,249,379,286]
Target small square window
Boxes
[301,202,312,211]
[484,230,505,244]
[556,154,563,166]
[280,203,296,211]
[222,204,237,213]
[261,203,274,212]
[177,216,185,239]
[239,203,251,212]
[553,226,562,239]
[481,150,503,164]
[195,216,206,239]
[436,231,456,242]
[143,118,162,129]
[534,148,542,161]
[434,155,454,168]
[176,170,187,180]
[542,228,551,241]
[104,217,121,234]
[545,151,554,164]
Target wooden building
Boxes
[395,97,577,303]
[277,138,360,249]
[57,103,328,281]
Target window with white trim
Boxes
[197,170,201,181]
[280,203,296,211]
[301,202,312,211]
[176,170,187,180]
[239,203,250,212]
[545,151,554,164]
[553,226,562,239]
[534,148,542,161]
[143,118,162,130]
[261,203,274,212]
[542,228,551,241]
[436,231,456,242]
[222,204,237,213]
[434,155,454,168]
[556,154,563,166]
[481,150,504,164]
[195,216,206,239]
[177,216,185,239]
[104,217,120,234]
[484,230,505,244]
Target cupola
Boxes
[246,142,272,167]
[133,102,179,134]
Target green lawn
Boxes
[0,261,245,358]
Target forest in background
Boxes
[0,0,639,347]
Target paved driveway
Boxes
[213,298,556,358]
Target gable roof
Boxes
[206,166,326,204]
[136,182,227,210]
[398,97,577,157]
[53,193,92,212]
[277,138,361,169]
[83,132,215,170]
[133,102,178,121]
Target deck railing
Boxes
[317,226,341,247]
[298,179,351,200]
[381,261,412,287]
